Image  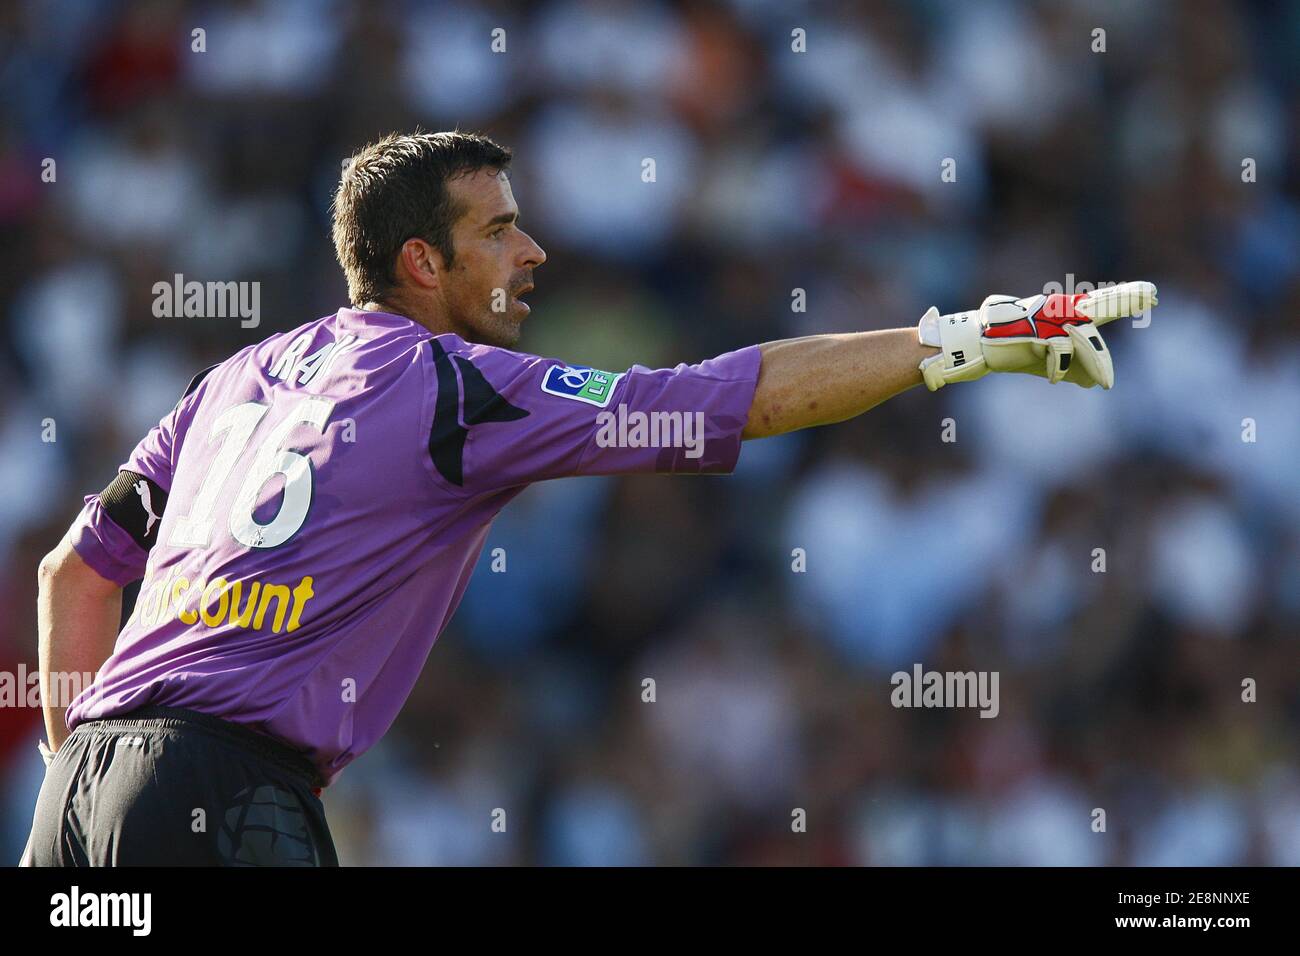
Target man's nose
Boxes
[519,231,546,268]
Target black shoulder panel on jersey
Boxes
[426,340,529,487]
[428,340,467,486]
[99,470,168,551]
[452,354,529,427]
[176,363,220,408]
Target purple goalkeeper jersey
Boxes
[65,308,760,785]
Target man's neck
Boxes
[360,295,452,338]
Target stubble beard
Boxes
[467,306,523,349]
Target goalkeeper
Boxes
[23,130,1156,866]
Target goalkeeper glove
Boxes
[917,281,1158,391]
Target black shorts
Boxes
[20,705,338,867]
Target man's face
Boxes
[437,169,546,349]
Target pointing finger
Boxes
[1073,281,1158,327]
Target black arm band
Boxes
[99,470,168,550]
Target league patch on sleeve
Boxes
[540,365,624,408]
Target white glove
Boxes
[917,281,1158,391]
[38,740,56,767]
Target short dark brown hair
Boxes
[331,130,513,306]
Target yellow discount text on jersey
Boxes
[128,568,315,634]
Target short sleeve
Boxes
[68,395,186,586]
[67,495,148,587]
[424,336,761,493]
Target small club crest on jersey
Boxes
[540,365,623,407]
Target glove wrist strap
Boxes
[917,306,984,390]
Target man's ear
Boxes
[396,238,442,292]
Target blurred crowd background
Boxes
[2,0,1299,865]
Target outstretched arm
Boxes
[741,282,1157,440]
[743,329,934,439]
